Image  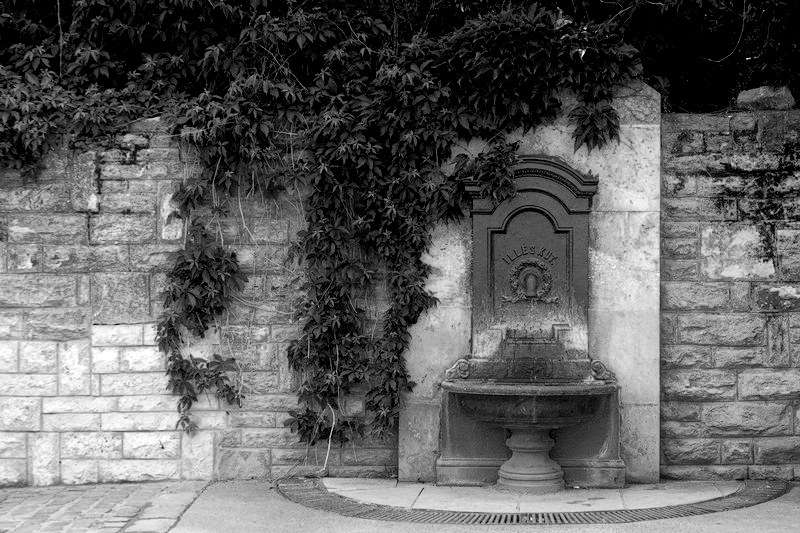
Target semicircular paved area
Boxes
[277,477,791,525]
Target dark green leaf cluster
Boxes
[1,1,639,440]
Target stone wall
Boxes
[661,110,800,480]
[0,119,395,487]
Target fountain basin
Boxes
[441,380,617,494]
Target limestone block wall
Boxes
[0,119,395,487]
[661,110,800,481]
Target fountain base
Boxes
[497,428,564,493]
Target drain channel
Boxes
[276,478,791,524]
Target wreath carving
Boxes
[502,259,559,304]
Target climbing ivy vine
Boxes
[1,2,640,441]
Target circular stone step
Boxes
[276,477,791,524]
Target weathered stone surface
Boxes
[91,273,150,323]
[101,373,166,395]
[0,433,27,458]
[60,459,99,484]
[240,428,296,448]
[753,437,800,463]
[98,459,179,482]
[182,431,214,479]
[738,369,800,399]
[215,449,269,480]
[119,346,163,372]
[123,432,180,459]
[42,245,129,272]
[736,86,795,110]
[398,402,440,482]
[701,225,775,279]
[702,403,792,436]
[713,347,765,368]
[0,459,27,486]
[22,308,91,339]
[720,440,752,464]
[89,214,155,243]
[61,432,122,459]
[18,341,57,373]
[58,339,91,395]
[91,324,143,346]
[30,432,60,485]
[662,369,736,400]
[661,402,701,422]
[678,314,764,345]
[0,274,78,307]
[42,396,116,413]
[661,282,729,310]
[661,345,713,368]
[91,346,120,373]
[0,373,58,395]
[662,439,720,465]
[4,243,42,272]
[661,465,747,480]
[662,197,736,221]
[662,238,697,260]
[754,284,800,311]
[101,412,174,431]
[748,465,794,480]
[129,244,182,271]
[42,413,100,431]
[7,214,87,244]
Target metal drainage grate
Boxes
[276,477,791,525]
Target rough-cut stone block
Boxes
[662,238,697,260]
[158,182,184,241]
[241,371,279,394]
[91,273,150,323]
[22,308,91,339]
[18,341,57,373]
[92,346,120,373]
[753,437,800,463]
[30,432,60,485]
[61,459,99,484]
[91,324,143,346]
[0,373,58,396]
[0,341,18,372]
[662,369,736,400]
[123,432,180,459]
[239,394,298,412]
[662,439,720,465]
[777,228,800,279]
[42,413,100,431]
[662,197,736,221]
[90,214,155,244]
[129,244,182,272]
[748,465,794,480]
[0,433,27,458]
[678,314,764,345]
[736,86,795,110]
[0,398,41,430]
[0,182,72,212]
[229,411,276,428]
[117,394,215,412]
[271,446,338,466]
[42,245,129,272]
[661,402,701,422]
[119,346,163,372]
[240,428,297,447]
[101,412,174,431]
[58,339,91,395]
[661,465,747,480]
[0,274,78,307]
[662,421,706,438]
[182,431,214,480]
[702,403,792,436]
[42,396,116,413]
[661,282,729,310]
[7,214,87,244]
[4,244,42,272]
[701,225,775,279]
[61,432,122,459]
[754,284,800,311]
[0,459,27,486]
[215,449,269,480]
[660,313,678,344]
[661,345,713,368]
[100,180,158,212]
[98,459,179,482]
[721,441,752,464]
[713,347,765,368]
[738,369,800,399]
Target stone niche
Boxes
[398,83,660,484]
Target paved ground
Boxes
[0,481,206,533]
[0,479,799,532]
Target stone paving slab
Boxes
[321,478,744,512]
[0,481,207,533]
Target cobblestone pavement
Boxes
[0,481,207,533]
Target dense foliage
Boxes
[4,0,792,441]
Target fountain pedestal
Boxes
[497,428,563,493]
